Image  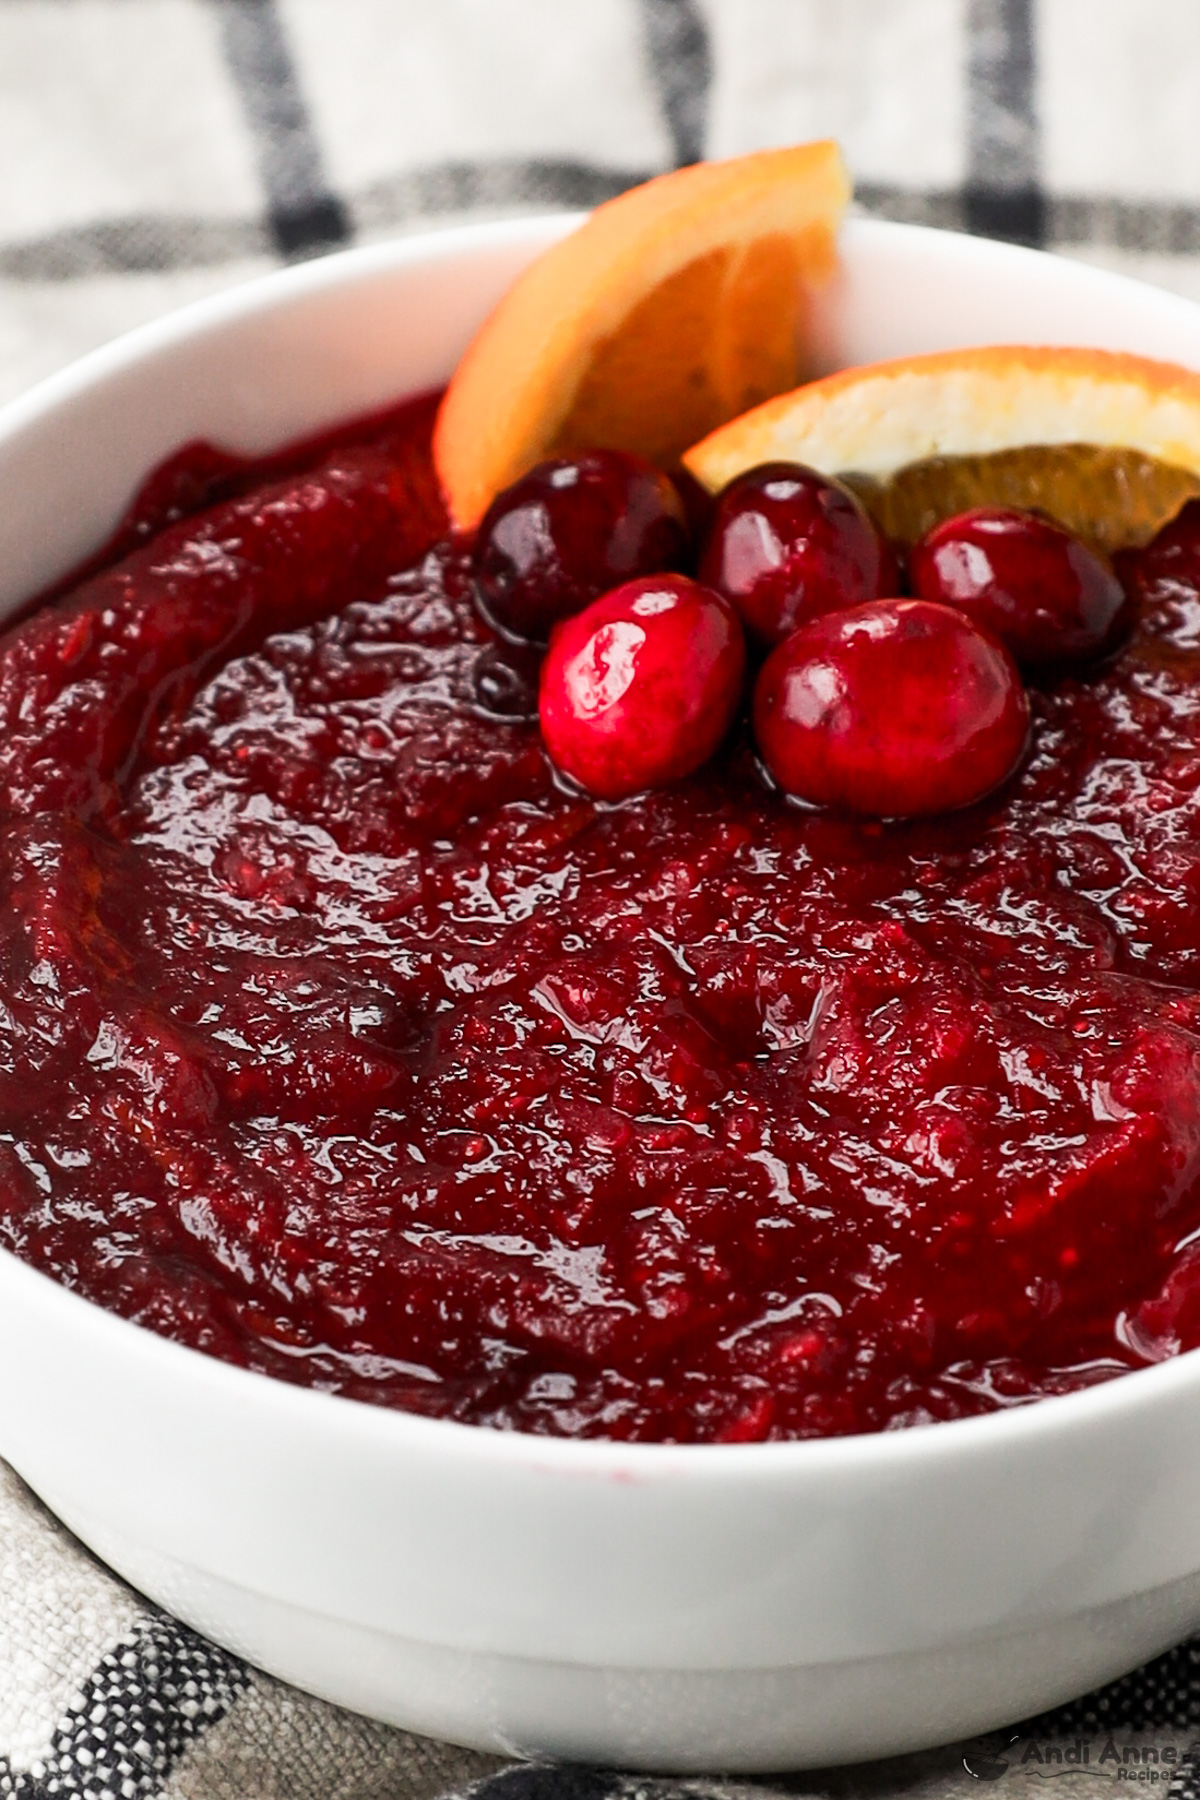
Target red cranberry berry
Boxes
[539,574,745,801]
[1115,496,1200,648]
[909,507,1130,670]
[698,461,899,646]
[473,449,689,644]
[753,598,1029,818]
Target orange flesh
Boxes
[853,443,1200,554]
[549,232,831,472]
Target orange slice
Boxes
[683,346,1200,550]
[434,141,850,530]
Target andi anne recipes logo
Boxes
[963,1731,1198,1782]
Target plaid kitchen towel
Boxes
[6,1,1200,1795]
[5,0,1200,405]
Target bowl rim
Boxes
[0,212,585,447]
[5,209,1200,1479]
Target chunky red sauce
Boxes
[5,394,1200,1442]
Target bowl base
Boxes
[41,1486,1200,1773]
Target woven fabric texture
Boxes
[3,2,1200,1795]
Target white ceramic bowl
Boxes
[4,217,1200,1774]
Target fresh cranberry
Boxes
[698,462,899,646]
[1115,496,1200,649]
[910,507,1130,670]
[753,599,1029,818]
[539,575,745,800]
[473,450,689,643]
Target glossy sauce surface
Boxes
[4,399,1200,1442]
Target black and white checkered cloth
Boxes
[5,2,1200,1794]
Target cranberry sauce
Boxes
[4,403,1200,1443]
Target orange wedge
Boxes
[683,346,1200,549]
[434,142,850,530]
